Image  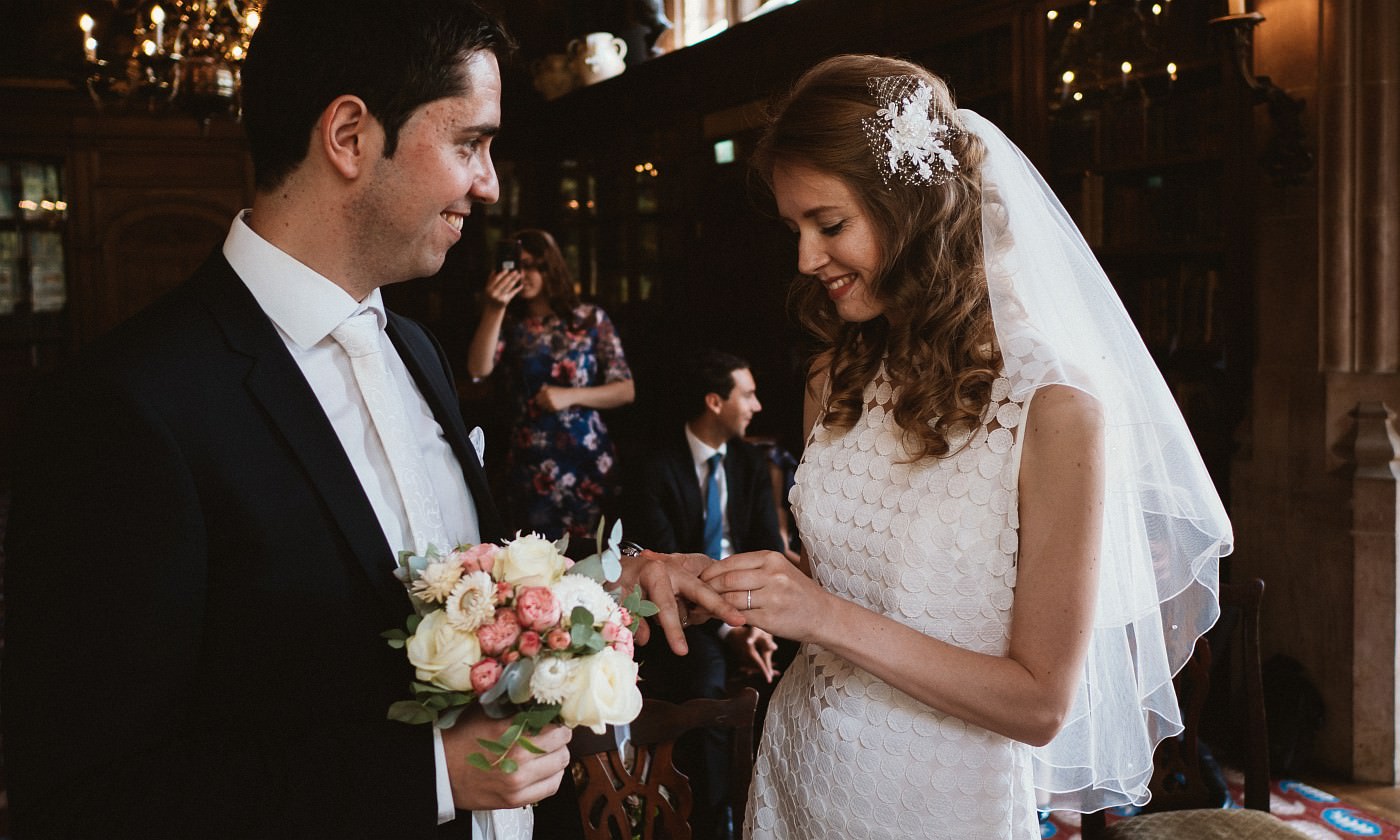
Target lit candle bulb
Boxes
[1121,60,1133,88]
[1167,61,1179,81]
[151,5,166,52]
[79,14,97,62]
[1061,70,1076,103]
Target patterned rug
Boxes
[1042,770,1400,839]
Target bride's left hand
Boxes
[700,550,829,642]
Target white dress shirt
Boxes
[684,424,732,559]
[224,211,470,825]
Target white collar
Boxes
[223,210,386,348]
[684,423,727,469]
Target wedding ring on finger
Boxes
[746,589,752,610]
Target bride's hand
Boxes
[701,550,828,643]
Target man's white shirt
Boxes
[225,211,472,825]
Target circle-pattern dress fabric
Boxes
[746,369,1038,840]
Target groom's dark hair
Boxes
[684,349,751,418]
[241,0,515,192]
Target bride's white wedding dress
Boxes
[747,365,1040,840]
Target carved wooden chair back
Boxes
[568,687,759,840]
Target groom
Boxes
[0,2,739,838]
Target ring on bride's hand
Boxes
[746,589,752,610]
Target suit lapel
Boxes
[673,433,705,546]
[192,254,410,616]
[387,313,505,542]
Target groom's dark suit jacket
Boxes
[625,431,783,559]
[2,252,501,839]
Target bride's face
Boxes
[773,162,884,323]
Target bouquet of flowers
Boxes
[383,521,657,771]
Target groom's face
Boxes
[356,50,503,284]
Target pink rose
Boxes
[454,543,498,575]
[615,607,632,628]
[515,586,562,632]
[477,608,521,656]
[518,631,543,657]
[470,658,503,694]
[602,622,634,657]
[547,628,572,651]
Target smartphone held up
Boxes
[495,239,521,273]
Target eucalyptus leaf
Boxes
[406,613,423,634]
[499,758,519,774]
[480,695,512,719]
[467,753,493,771]
[568,553,605,583]
[523,704,561,729]
[502,721,524,744]
[477,738,509,753]
[387,701,435,726]
[600,547,621,584]
[479,669,512,706]
[436,706,466,729]
[517,736,545,755]
[505,658,536,705]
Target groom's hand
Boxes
[617,550,746,655]
[443,710,573,810]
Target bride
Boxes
[701,54,1230,839]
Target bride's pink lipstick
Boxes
[821,273,857,301]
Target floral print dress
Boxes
[496,304,632,539]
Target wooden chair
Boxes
[568,688,759,840]
[1081,579,1308,839]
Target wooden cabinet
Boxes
[0,84,254,483]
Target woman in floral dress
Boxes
[468,229,634,539]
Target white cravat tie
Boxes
[330,311,448,555]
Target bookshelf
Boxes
[1046,0,1249,495]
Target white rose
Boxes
[498,533,568,587]
[406,609,482,692]
[548,575,616,627]
[559,647,643,733]
[529,656,577,705]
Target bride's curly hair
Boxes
[752,54,1000,461]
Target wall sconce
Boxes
[1210,10,1313,184]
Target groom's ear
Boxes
[319,95,380,181]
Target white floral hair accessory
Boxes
[861,75,962,186]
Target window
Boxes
[0,159,68,315]
[662,0,801,49]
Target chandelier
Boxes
[77,0,262,124]
[1049,0,1179,108]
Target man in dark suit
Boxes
[0,3,738,838]
[625,349,786,840]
